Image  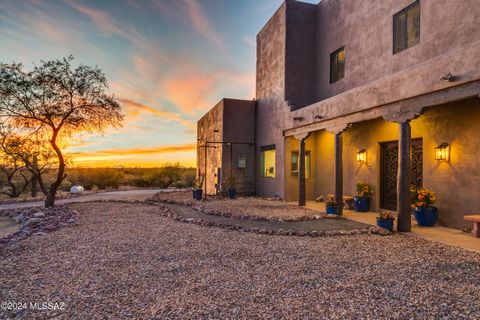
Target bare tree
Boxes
[0,56,124,207]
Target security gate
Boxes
[380,139,423,211]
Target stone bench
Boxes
[463,215,480,238]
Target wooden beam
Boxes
[334,133,343,215]
[397,121,412,232]
[298,137,306,206]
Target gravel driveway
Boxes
[1,202,480,319]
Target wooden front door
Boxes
[380,139,423,211]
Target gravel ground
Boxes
[150,191,321,221]
[1,202,480,319]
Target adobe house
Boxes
[197,0,480,231]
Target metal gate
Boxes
[380,139,423,211]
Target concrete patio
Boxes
[302,201,480,253]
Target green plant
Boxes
[228,176,236,188]
[356,181,373,198]
[377,211,395,220]
[195,175,204,189]
[326,197,337,207]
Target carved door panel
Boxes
[380,139,423,211]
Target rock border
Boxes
[76,199,391,237]
[0,206,79,246]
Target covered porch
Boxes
[300,200,480,253]
[284,80,480,233]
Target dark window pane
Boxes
[330,47,345,83]
[393,1,420,54]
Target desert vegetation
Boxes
[0,56,123,206]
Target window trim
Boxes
[329,46,345,84]
[260,144,276,178]
[291,150,311,179]
[392,0,420,54]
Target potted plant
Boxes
[193,175,204,201]
[227,176,236,199]
[325,197,339,215]
[411,187,438,227]
[354,182,373,212]
[377,211,395,231]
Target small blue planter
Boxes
[228,187,236,199]
[353,196,371,212]
[377,218,394,231]
[192,189,196,199]
[326,205,339,215]
[414,206,438,227]
[193,188,203,201]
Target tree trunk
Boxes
[45,130,66,208]
[31,155,38,197]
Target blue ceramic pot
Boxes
[414,206,438,227]
[353,196,371,212]
[194,188,203,201]
[377,218,394,231]
[228,187,236,199]
[326,205,339,215]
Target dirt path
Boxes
[0,189,173,211]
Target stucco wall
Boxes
[315,0,480,102]
[285,0,317,109]
[197,101,224,195]
[255,2,287,198]
[311,98,480,229]
[222,99,256,193]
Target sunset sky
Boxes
[0,0,316,168]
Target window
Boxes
[260,145,276,178]
[393,0,420,54]
[330,47,345,83]
[291,151,311,178]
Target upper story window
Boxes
[330,47,345,84]
[260,145,276,178]
[393,0,420,54]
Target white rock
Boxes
[70,185,85,193]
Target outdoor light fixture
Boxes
[435,142,449,161]
[356,149,366,163]
[441,73,456,82]
[293,116,304,121]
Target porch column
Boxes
[384,107,423,232]
[327,124,349,215]
[334,133,343,215]
[397,121,411,232]
[294,132,309,206]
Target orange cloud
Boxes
[183,0,224,50]
[67,1,133,39]
[69,143,196,157]
[118,98,196,130]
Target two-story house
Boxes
[197,0,480,231]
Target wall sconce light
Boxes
[356,149,366,163]
[435,142,449,161]
[293,116,304,121]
